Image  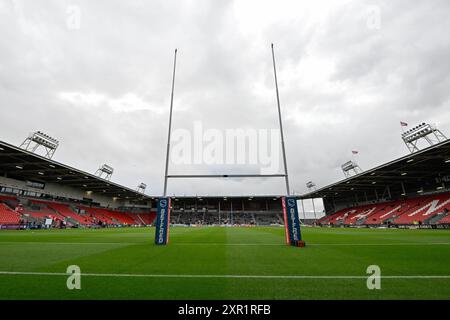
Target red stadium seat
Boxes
[320,191,450,226]
[0,203,20,225]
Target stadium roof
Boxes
[0,140,150,201]
[299,139,450,201]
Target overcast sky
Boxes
[1,0,450,215]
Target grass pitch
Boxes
[0,226,449,300]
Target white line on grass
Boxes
[0,242,135,245]
[0,271,449,280]
[1,242,450,246]
[171,242,450,246]
[172,243,284,246]
[308,243,450,246]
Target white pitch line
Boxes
[1,242,450,246]
[0,241,282,246]
[308,243,450,246]
[0,241,134,245]
[0,271,449,280]
[171,242,450,246]
[171,243,284,246]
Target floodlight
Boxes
[19,131,59,159]
[136,182,147,194]
[341,160,363,178]
[95,164,114,180]
[401,122,447,153]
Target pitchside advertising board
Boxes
[282,196,303,246]
[154,197,171,245]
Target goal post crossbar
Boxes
[167,174,286,178]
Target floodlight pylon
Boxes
[341,160,362,178]
[401,122,447,153]
[19,131,59,159]
[95,164,114,180]
[136,182,147,193]
[306,181,316,192]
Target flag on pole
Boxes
[400,121,408,127]
[352,150,359,155]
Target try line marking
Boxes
[0,242,450,246]
[172,242,450,246]
[0,271,449,280]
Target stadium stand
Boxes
[0,203,20,225]
[45,202,93,225]
[318,191,450,227]
[137,213,155,225]
[170,210,283,226]
[3,190,450,228]
[3,188,450,228]
[0,194,155,228]
[303,138,450,228]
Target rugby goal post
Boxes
[154,45,304,247]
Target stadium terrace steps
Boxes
[81,207,115,225]
[105,211,139,225]
[316,215,332,224]
[80,207,145,225]
[0,203,20,225]
[425,212,449,224]
[125,212,145,225]
[436,213,450,224]
[0,195,19,210]
[20,209,63,220]
[46,203,95,225]
[137,213,156,225]
[19,202,66,221]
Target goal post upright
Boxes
[271,43,291,196]
[163,48,178,197]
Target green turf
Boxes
[0,226,449,299]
